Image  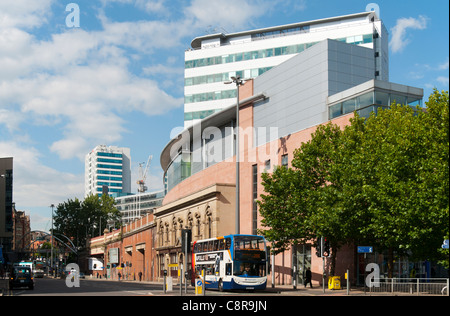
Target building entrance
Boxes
[293,244,311,286]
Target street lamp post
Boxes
[50,204,54,277]
[0,175,5,261]
[225,76,245,235]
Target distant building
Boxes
[85,145,132,198]
[0,157,13,255]
[13,209,31,253]
[115,190,164,225]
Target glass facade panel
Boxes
[329,103,342,119]
[357,92,374,109]
[357,105,376,118]
[97,152,122,158]
[407,96,422,107]
[363,34,373,44]
[342,99,356,114]
[374,91,389,106]
[185,34,372,70]
[329,90,421,121]
[391,94,407,106]
[165,153,192,193]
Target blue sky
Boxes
[0,0,448,232]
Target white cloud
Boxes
[0,142,84,208]
[436,76,449,86]
[185,0,270,31]
[0,14,183,161]
[0,109,24,132]
[0,0,55,29]
[390,15,428,54]
[1,62,182,160]
[438,57,449,71]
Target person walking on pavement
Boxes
[304,267,313,288]
[138,271,143,281]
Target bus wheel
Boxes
[218,279,224,292]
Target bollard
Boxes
[185,272,188,294]
[346,269,350,295]
[163,269,167,294]
[202,268,206,296]
[179,266,183,296]
[293,265,297,290]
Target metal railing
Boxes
[368,278,449,296]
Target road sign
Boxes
[357,246,373,253]
[195,278,203,295]
[442,239,449,249]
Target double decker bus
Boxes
[192,234,267,291]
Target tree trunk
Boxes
[330,245,337,276]
[387,248,394,278]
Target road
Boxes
[12,277,166,296]
[11,276,282,296]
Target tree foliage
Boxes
[53,194,121,252]
[258,90,449,274]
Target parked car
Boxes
[10,267,34,290]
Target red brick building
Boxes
[89,213,156,281]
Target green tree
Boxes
[258,163,315,253]
[258,90,449,276]
[53,198,83,248]
[259,123,351,275]
[53,195,121,252]
[351,91,449,274]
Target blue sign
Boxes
[442,239,449,249]
[357,246,373,253]
[196,280,203,286]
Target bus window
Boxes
[218,239,224,250]
[213,240,219,251]
[225,238,231,250]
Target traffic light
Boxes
[323,238,330,257]
[181,229,192,253]
[315,237,322,257]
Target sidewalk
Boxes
[83,276,391,296]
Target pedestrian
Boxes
[139,271,143,281]
[118,272,122,281]
[304,267,313,288]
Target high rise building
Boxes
[1,157,13,256]
[85,145,132,198]
[184,11,388,127]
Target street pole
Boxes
[50,204,54,277]
[225,76,245,235]
[322,237,325,294]
[184,230,188,294]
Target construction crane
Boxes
[137,155,152,193]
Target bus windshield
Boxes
[234,235,265,251]
[233,262,266,277]
[233,236,267,277]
